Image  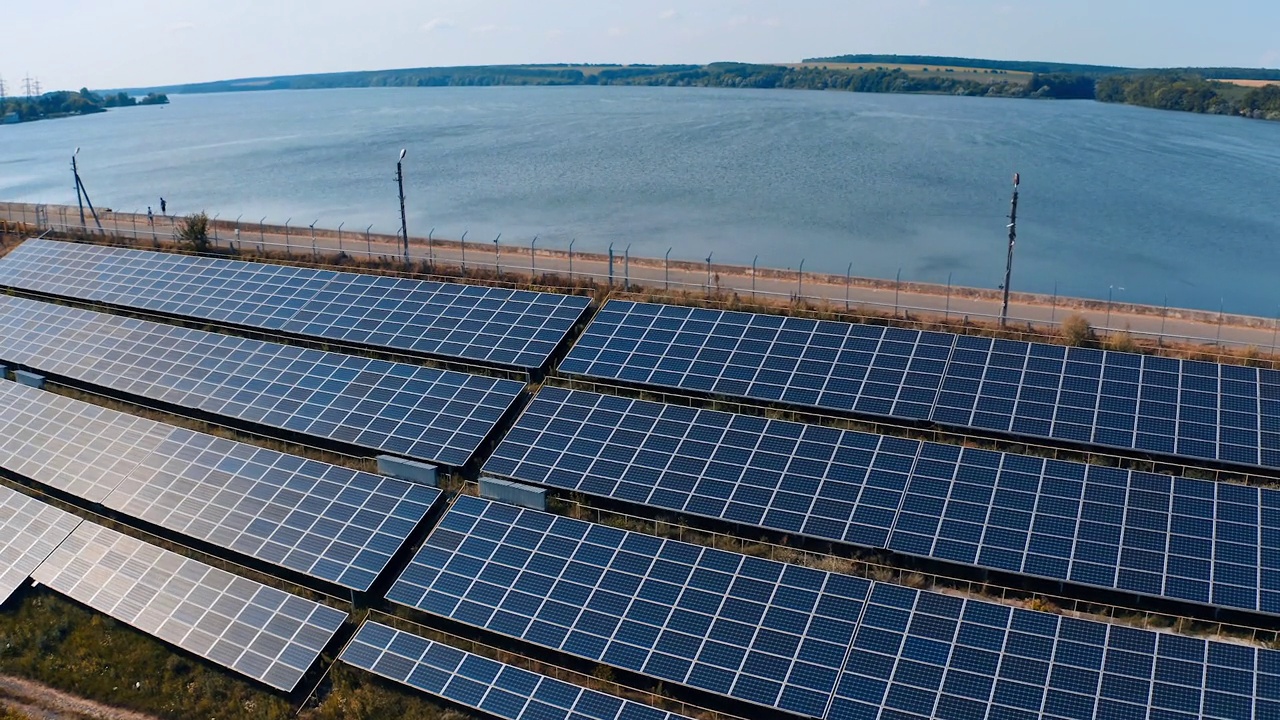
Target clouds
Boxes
[658,9,679,21]
[421,18,456,33]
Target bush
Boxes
[177,212,210,253]
[1104,332,1140,353]
[1060,314,1094,347]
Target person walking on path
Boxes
[159,198,167,215]
[147,207,154,226]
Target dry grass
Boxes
[1218,78,1280,87]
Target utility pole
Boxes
[396,149,409,263]
[1000,172,1020,328]
[69,148,103,232]
[72,151,86,228]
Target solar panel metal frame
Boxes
[341,620,696,720]
[485,386,1280,618]
[0,238,591,370]
[559,299,1280,473]
[0,381,441,592]
[387,495,872,719]
[31,521,348,692]
[0,293,525,467]
[0,484,82,604]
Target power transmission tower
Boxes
[22,75,33,98]
[32,78,41,97]
[0,76,7,105]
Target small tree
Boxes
[178,212,210,253]
[1060,314,1094,347]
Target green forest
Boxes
[1,88,167,123]
[125,59,1280,122]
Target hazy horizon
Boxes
[4,0,1278,91]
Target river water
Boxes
[1,86,1278,315]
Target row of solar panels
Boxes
[0,380,440,592]
[382,494,1277,720]
[0,239,591,370]
[486,387,1280,618]
[560,300,1280,471]
[0,483,344,692]
[0,294,525,468]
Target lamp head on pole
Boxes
[399,148,407,161]
[1013,172,1020,187]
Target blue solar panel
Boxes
[0,381,440,591]
[0,239,590,369]
[0,294,524,467]
[342,621,695,720]
[387,496,871,718]
[830,583,1275,720]
[484,387,1280,617]
[560,300,1280,471]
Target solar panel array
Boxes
[832,583,1274,720]
[559,300,1280,470]
[0,239,591,369]
[342,621,695,720]
[31,521,347,692]
[0,381,440,591]
[388,495,872,718]
[0,484,82,604]
[0,294,523,467]
[485,387,1280,617]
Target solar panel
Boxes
[0,239,590,369]
[342,621,696,720]
[559,300,1280,472]
[31,521,347,692]
[830,582,1273,720]
[0,484,82,604]
[387,495,871,718]
[0,294,524,467]
[485,387,916,548]
[0,381,441,592]
[486,387,1280,618]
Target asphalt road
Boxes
[4,202,1278,355]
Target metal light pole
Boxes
[309,219,318,258]
[428,227,435,271]
[71,148,85,229]
[235,213,243,251]
[461,230,468,272]
[797,259,804,298]
[752,255,758,299]
[895,268,902,317]
[569,238,576,280]
[284,218,292,254]
[531,235,538,278]
[846,262,852,310]
[1000,172,1020,328]
[665,248,672,291]
[624,243,630,291]
[705,253,712,291]
[396,149,409,263]
[212,212,220,245]
[259,217,267,251]
[608,243,614,287]
[493,233,501,274]
[945,271,953,320]
[337,221,344,253]
[365,224,373,258]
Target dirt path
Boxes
[0,675,160,720]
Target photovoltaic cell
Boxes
[559,300,1280,472]
[388,496,871,718]
[0,239,590,369]
[342,621,695,720]
[830,583,1276,720]
[0,381,440,591]
[0,294,524,467]
[485,387,1280,617]
[0,484,82,604]
[31,521,347,692]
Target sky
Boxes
[4,0,1279,91]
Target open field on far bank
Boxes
[1220,78,1280,87]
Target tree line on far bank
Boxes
[1,88,167,123]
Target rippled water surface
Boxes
[2,86,1278,314]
